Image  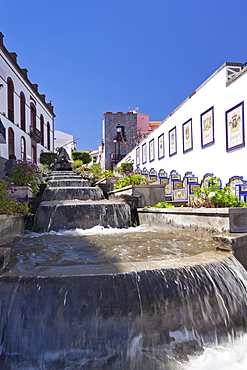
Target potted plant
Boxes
[0,179,31,215]
[9,160,44,197]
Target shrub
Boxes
[40,152,58,165]
[120,162,133,173]
[72,160,83,168]
[152,202,174,208]
[0,179,31,215]
[72,151,91,164]
[193,177,247,208]
[114,174,148,189]
[90,164,102,174]
[99,170,115,179]
[9,160,43,194]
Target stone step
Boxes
[47,179,90,187]
[49,175,82,180]
[43,187,104,201]
[33,200,131,232]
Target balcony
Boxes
[0,119,6,144]
[30,125,41,143]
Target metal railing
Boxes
[30,125,41,142]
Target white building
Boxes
[54,130,76,160]
[119,62,247,185]
[0,32,55,176]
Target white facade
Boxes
[0,32,55,175]
[119,62,247,185]
[54,130,75,160]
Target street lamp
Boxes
[113,139,117,164]
[116,125,122,162]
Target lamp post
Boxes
[113,139,117,164]
[116,125,122,162]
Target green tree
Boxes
[72,151,91,164]
[40,152,58,165]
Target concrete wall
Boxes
[109,184,166,207]
[119,63,247,186]
[0,214,25,246]
[54,130,74,159]
[137,113,150,135]
[137,207,247,233]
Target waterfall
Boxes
[0,256,246,369]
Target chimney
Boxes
[47,101,54,114]
[21,68,28,78]
[0,32,4,46]
[32,84,39,92]
[40,94,46,102]
[9,52,18,64]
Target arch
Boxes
[20,92,26,131]
[8,127,15,156]
[47,121,50,150]
[21,136,26,160]
[30,102,36,129]
[31,144,37,164]
[7,77,14,122]
[40,114,44,146]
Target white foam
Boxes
[184,333,247,370]
[24,225,155,238]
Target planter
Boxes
[10,186,35,199]
[108,184,166,207]
[0,214,25,246]
[95,177,118,198]
[137,206,247,233]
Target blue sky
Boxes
[2,0,247,151]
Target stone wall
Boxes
[137,207,247,233]
[103,112,137,170]
[0,214,25,246]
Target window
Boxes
[21,136,26,160]
[47,121,50,150]
[40,114,44,146]
[31,145,37,163]
[8,127,15,156]
[30,103,36,129]
[7,78,14,122]
[20,92,26,131]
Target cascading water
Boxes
[0,171,247,369]
[0,243,247,369]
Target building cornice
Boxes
[0,32,55,117]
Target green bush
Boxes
[114,174,148,189]
[90,164,102,174]
[72,151,91,164]
[39,152,58,165]
[99,170,115,179]
[193,177,247,208]
[152,202,174,208]
[9,160,43,194]
[72,160,83,168]
[120,162,133,173]
[0,179,31,215]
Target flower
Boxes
[9,160,45,194]
[0,179,31,215]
